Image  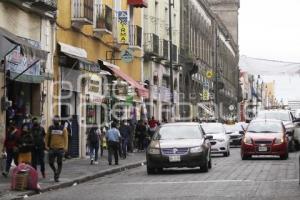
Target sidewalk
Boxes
[0,151,146,200]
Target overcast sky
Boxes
[239,0,300,102]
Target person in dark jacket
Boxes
[119,120,131,158]
[17,123,34,165]
[87,124,100,165]
[31,117,46,178]
[2,121,20,177]
[135,120,147,151]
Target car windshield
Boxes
[201,123,224,134]
[247,121,283,133]
[153,125,202,140]
[257,112,290,121]
[225,124,243,132]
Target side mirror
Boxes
[239,131,245,135]
[293,118,300,123]
[205,135,213,140]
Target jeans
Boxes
[89,142,99,161]
[32,148,45,173]
[108,141,119,164]
[48,149,64,177]
[121,138,128,158]
[5,149,18,173]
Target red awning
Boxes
[101,61,149,98]
[128,0,148,8]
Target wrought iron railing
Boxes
[129,24,142,48]
[72,0,93,23]
[94,4,113,32]
[144,33,159,55]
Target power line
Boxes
[241,55,300,65]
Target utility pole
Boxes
[169,0,174,121]
[213,22,219,122]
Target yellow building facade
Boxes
[55,0,147,157]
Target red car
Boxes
[241,119,289,160]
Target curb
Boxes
[9,160,146,200]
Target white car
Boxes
[224,123,246,146]
[201,123,230,157]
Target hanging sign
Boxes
[120,48,134,63]
[117,11,129,44]
[203,89,210,101]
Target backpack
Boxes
[89,128,99,143]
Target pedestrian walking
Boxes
[148,117,158,138]
[2,121,20,177]
[119,120,131,158]
[31,117,46,178]
[135,120,147,151]
[87,124,100,165]
[106,122,121,165]
[17,123,34,164]
[63,117,72,159]
[45,116,68,182]
[127,120,134,153]
[100,127,107,157]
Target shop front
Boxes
[0,27,48,129]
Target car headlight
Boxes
[216,139,225,142]
[148,148,160,155]
[274,137,284,144]
[190,146,203,153]
[243,137,252,144]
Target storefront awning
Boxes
[128,0,148,8]
[0,27,48,60]
[99,60,149,98]
[58,42,100,73]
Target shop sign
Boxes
[6,45,41,77]
[120,48,134,63]
[203,89,209,101]
[117,11,129,44]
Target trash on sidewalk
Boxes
[11,163,39,191]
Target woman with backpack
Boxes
[87,124,101,165]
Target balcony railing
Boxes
[172,44,178,63]
[129,24,142,48]
[144,33,159,56]
[94,4,113,34]
[31,0,57,12]
[159,39,169,60]
[72,0,94,25]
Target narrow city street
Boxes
[29,149,300,200]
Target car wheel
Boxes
[223,151,229,157]
[280,152,289,160]
[295,141,300,151]
[208,156,212,169]
[241,153,251,160]
[200,153,209,172]
[147,166,156,175]
[289,140,295,152]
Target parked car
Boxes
[201,122,230,157]
[256,109,298,151]
[240,119,289,160]
[146,122,212,174]
[224,123,245,146]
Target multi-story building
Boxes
[54,0,148,157]
[178,0,239,121]
[0,0,57,151]
[143,0,180,121]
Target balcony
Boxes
[159,39,169,60]
[94,4,113,34]
[129,24,142,49]
[72,0,94,27]
[144,33,159,56]
[31,0,57,12]
[172,44,178,63]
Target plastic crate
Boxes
[14,171,28,191]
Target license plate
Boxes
[258,146,268,152]
[169,155,181,162]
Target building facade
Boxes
[0,0,56,151]
[54,0,148,157]
[178,0,239,121]
[143,0,180,121]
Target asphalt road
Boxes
[30,148,300,200]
